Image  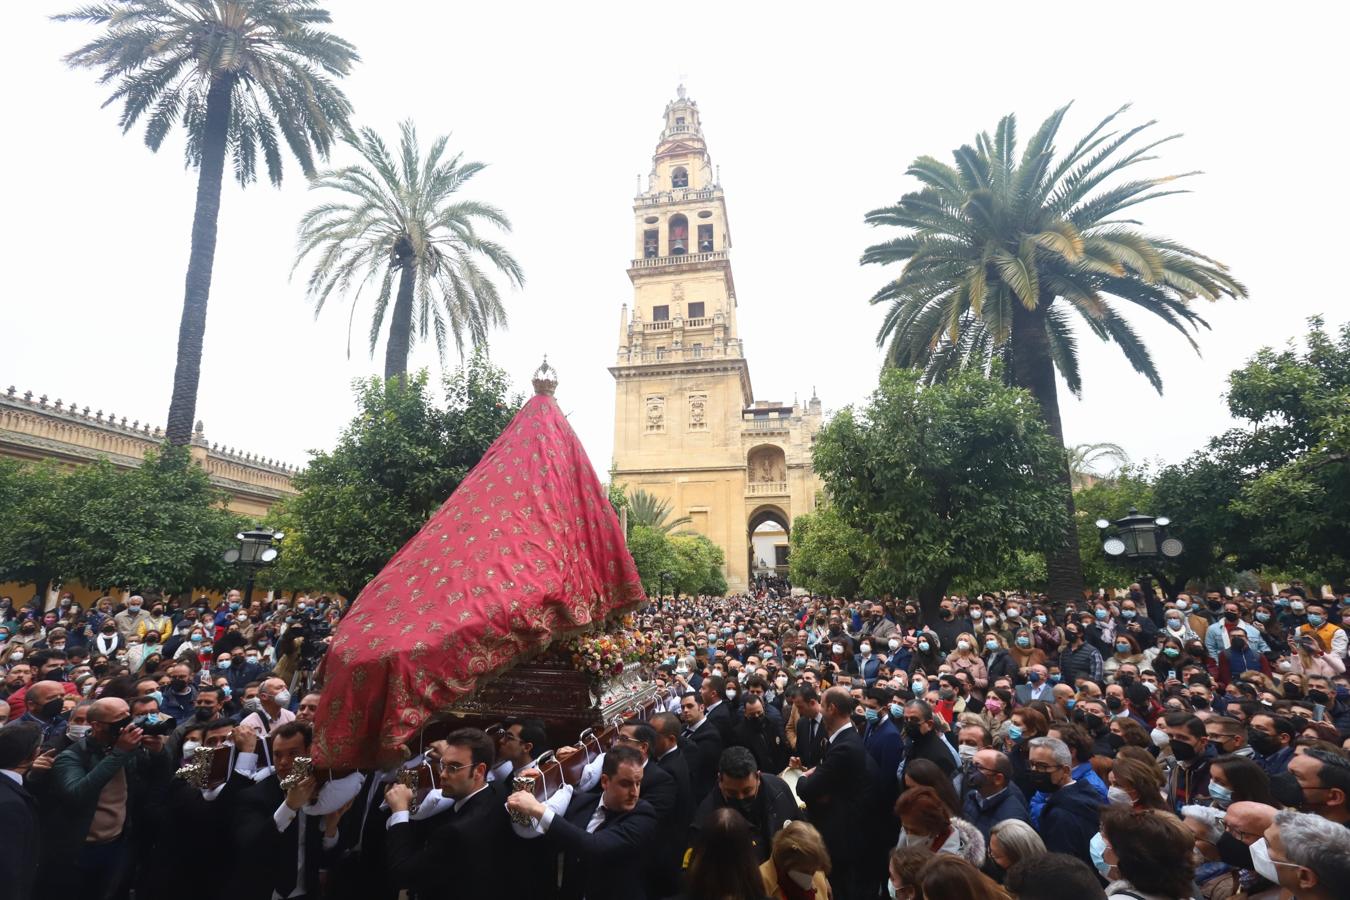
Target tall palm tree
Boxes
[1069,441,1130,490]
[56,1,359,445]
[294,121,524,380]
[862,105,1246,603]
[627,488,691,535]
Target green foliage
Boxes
[812,368,1066,613]
[625,488,691,535]
[626,526,727,598]
[0,448,242,595]
[862,104,1247,396]
[271,353,522,597]
[1072,469,1156,588]
[56,0,359,187]
[788,506,877,599]
[668,532,728,597]
[294,121,524,376]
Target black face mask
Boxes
[1216,831,1253,869]
[1269,771,1305,808]
[194,708,213,721]
[1248,729,1281,757]
[170,678,189,692]
[1082,712,1104,734]
[940,609,954,620]
[1105,696,1123,711]
[1191,696,1211,710]
[1106,733,1126,751]
[904,722,923,739]
[1283,685,1303,700]
[1171,739,1197,762]
[38,698,65,720]
[1307,689,1330,705]
[725,794,759,824]
[1223,611,1240,622]
[1230,639,1247,652]
[100,715,133,745]
[1029,771,1059,794]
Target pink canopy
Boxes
[312,380,645,769]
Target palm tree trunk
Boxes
[1009,301,1086,606]
[165,75,234,446]
[383,261,416,380]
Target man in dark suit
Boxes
[701,674,735,743]
[384,728,508,900]
[797,687,871,900]
[679,691,723,802]
[0,723,42,900]
[790,684,827,769]
[687,746,801,864]
[507,744,659,900]
[730,695,788,774]
[651,712,695,831]
[235,721,352,900]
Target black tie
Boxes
[807,719,817,748]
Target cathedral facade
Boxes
[610,88,824,592]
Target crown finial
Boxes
[532,356,558,396]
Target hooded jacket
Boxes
[1038,777,1106,862]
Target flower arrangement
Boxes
[563,618,652,678]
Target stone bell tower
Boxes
[610,88,823,592]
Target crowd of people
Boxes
[2,583,1349,900]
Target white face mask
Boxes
[787,870,815,890]
[957,640,971,651]
[1107,786,1133,806]
[832,644,844,656]
[66,724,92,740]
[1248,837,1281,884]
[860,644,871,656]
[272,689,291,708]
[888,638,900,650]
[1150,727,1171,748]
[725,689,737,700]
[182,740,201,759]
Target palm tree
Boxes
[1069,442,1130,490]
[56,1,359,445]
[627,488,691,535]
[862,105,1246,603]
[294,121,524,380]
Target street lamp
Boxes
[1096,508,1183,562]
[659,570,672,600]
[223,527,284,606]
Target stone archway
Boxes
[747,504,790,581]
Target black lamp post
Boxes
[659,570,673,601]
[223,527,284,606]
[1096,508,1183,611]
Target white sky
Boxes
[4,2,1347,477]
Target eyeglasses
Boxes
[1223,821,1259,842]
[438,761,470,774]
[1028,762,1065,774]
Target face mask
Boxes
[917,642,930,653]
[1029,771,1059,794]
[864,708,879,723]
[831,644,843,656]
[985,640,999,651]
[725,689,737,701]
[66,723,91,740]
[1115,643,1131,654]
[958,743,978,762]
[1107,786,1133,806]
[38,698,65,720]
[217,659,231,669]
[1105,696,1123,712]
[243,698,263,713]
[272,690,291,708]
[859,644,871,656]
[889,702,905,719]
[1216,831,1254,870]
[1089,832,1112,879]
[956,640,971,651]
[1015,636,1031,648]
[887,880,899,900]
[190,635,203,644]
[1206,781,1232,806]
[1171,739,1197,762]
[903,722,923,739]
[1095,609,1108,621]
[1149,727,1170,748]
[1291,601,1305,613]
[787,870,815,891]
[1269,771,1304,808]
[1036,614,1048,625]
[1255,612,1270,623]
[1007,725,1023,742]
[1308,689,1330,705]
[182,740,201,760]
[1307,614,1324,626]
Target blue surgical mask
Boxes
[1207,781,1232,805]
[1089,831,1112,879]
[1255,612,1271,623]
[890,703,904,718]
[1007,725,1023,742]
[149,690,163,707]
[1036,614,1048,625]
[918,642,930,652]
[1065,698,1076,709]
[1307,614,1325,627]
[864,708,879,723]
[1095,609,1109,620]
[1016,636,1031,648]
[1121,609,1136,619]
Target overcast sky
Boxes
[4,2,1347,481]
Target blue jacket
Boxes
[1029,762,1106,828]
[855,654,884,686]
[886,648,913,674]
[863,716,904,792]
[1038,778,1106,862]
[962,784,1031,842]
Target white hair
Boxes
[1180,804,1224,843]
[990,819,1046,865]
[1028,736,1071,767]
[1274,809,1350,884]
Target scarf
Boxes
[95,634,119,655]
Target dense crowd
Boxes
[2,584,1349,900]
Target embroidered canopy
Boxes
[312,372,645,769]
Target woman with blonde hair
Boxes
[947,632,989,689]
[1289,630,1345,678]
[1006,627,1046,671]
[760,820,832,900]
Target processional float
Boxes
[264,360,670,810]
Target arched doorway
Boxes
[747,504,790,588]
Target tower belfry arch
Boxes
[609,89,824,591]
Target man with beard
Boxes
[730,695,788,774]
[930,598,966,652]
[687,746,800,864]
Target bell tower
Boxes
[611,89,822,593]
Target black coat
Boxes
[235,774,328,900]
[0,774,38,900]
[385,784,509,900]
[688,771,802,863]
[329,772,398,900]
[681,721,723,803]
[731,714,789,775]
[794,714,827,769]
[796,726,870,865]
[550,791,659,900]
[656,746,694,835]
[705,700,736,744]
[153,768,255,900]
